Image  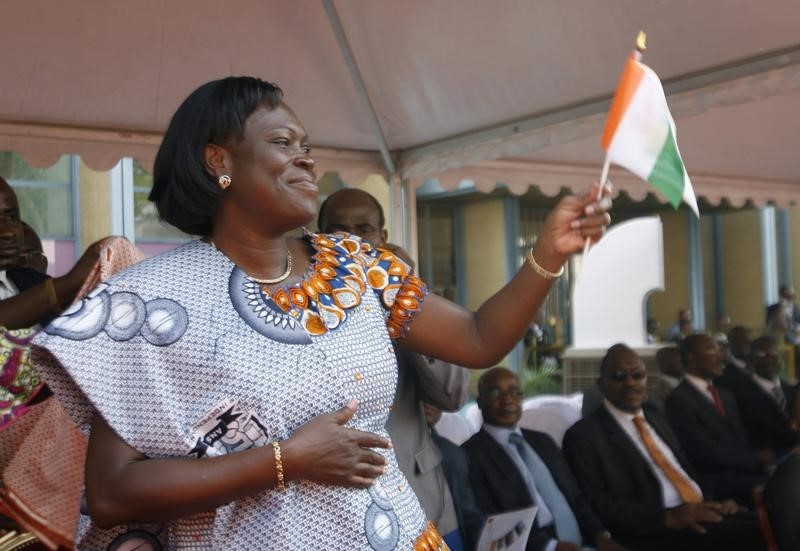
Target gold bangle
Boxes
[272,441,286,492]
[43,278,63,315]
[527,249,565,280]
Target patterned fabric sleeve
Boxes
[362,245,428,340]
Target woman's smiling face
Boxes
[222,103,318,233]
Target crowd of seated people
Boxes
[424,320,799,550]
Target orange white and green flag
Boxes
[601,53,699,216]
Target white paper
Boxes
[475,506,537,551]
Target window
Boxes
[132,160,190,242]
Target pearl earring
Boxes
[218,175,232,189]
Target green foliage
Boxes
[520,360,562,396]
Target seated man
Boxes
[665,334,764,506]
[736,336,798,464]
[462,367,623,551]
[563,344,764,551]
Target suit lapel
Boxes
[475,429,528,490]
[645,408,697,476]
[597,408,664,485]
[681,381,732,431]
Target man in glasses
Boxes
[735,336,797,465]
[462,367,622,551]
[563,343,764,550]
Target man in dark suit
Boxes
[563,344,764,551]
[736,336,797,464]
[462,367,623,551]
[665,334,764,506]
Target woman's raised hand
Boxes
[533,182,613,269]
[281,400,391,488]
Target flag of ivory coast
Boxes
[601,53,699,216]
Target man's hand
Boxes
[595,530,628,551]
[718,499,746,515]
[665,502,724,534]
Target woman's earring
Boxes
[218,175,232,190]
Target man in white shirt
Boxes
[462,367,622,551]
[563,344,765,551]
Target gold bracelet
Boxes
[527,249,565,280]
[43,278,63,315]
[272,441,286,492]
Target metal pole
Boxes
[321,0,395,177]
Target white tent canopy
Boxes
[1,0,799,210]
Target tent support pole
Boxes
[321,0,395,178]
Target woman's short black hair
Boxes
[149,76,283,236]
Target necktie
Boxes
[772,384,788,413]
[632,416,702,504]
[707,384,727,418]
[508,432,582,545]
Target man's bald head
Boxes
[317,188,387,247]
[477,367,523,428]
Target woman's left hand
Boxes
[533,181,612,271]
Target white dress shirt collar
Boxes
[0,270,19,300]
[753,373,780,395]
[684,373,715,402]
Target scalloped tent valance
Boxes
[1,0,798,210]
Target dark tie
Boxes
[707,384,727,418]
[772,384,788,413]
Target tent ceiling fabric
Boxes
[0,0,798,206]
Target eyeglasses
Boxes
[604,370,647,382]
[487,388,524,401]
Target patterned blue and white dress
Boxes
[34,232,442,550]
